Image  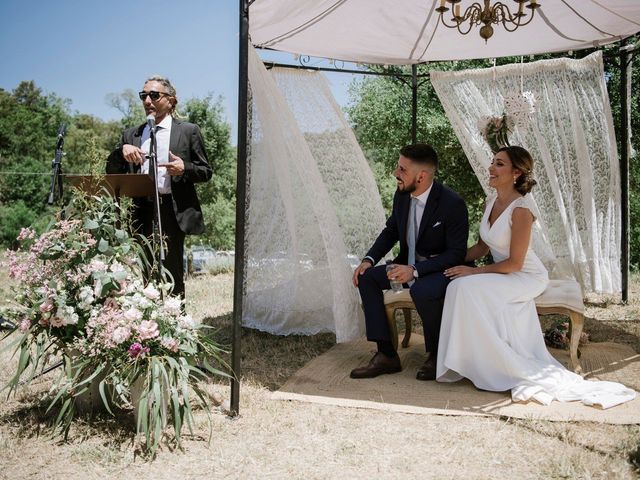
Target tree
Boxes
[0,82,71,247]
[345,61,490,232]
[179,95,236,250]
[105,89,145,129]
[603,48,640,270]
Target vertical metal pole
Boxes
[619,43,631,303]
[231,0,249,415]
[411,64,418,144]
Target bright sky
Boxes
[0,0,357,142]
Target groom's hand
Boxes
[352,260,372,287]
[387,264,414,284]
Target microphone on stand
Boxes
[146,113,156,131]
[56,122,66,147]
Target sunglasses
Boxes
[138,91,170,101]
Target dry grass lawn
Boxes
[1,269,640,479]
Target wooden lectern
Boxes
[64,173,154,199]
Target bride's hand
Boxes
[444,265,476,279]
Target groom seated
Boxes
[350,144,469,380]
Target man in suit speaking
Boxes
[107,75,212,299]
[351,144,468,381]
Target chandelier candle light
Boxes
[436,0,541,42]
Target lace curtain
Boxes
[244,45,386,341]
[431,52,621,294]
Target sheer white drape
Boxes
[244,46,385,341]
[431,52,621,294]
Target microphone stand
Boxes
[47,123,66,206]
[147,117,165,296]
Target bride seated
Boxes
[436,145,635,409]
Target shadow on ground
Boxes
[203,313,336,390]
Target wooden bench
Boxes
[383,279,585,373]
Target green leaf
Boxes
[83,219,100,230]
[97,238,109,253]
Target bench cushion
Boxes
[384,289,412,304]
[535,279,584,313]
[383,279,584,314]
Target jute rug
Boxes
[273,335,640,424]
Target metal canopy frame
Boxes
[232,0,636,414]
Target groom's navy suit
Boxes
[106,118,212,297]
[359,181,468,353]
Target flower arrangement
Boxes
[477,113,515,153]
[543,319,589,350]
[477,91,536,153]
[2,189,227,454]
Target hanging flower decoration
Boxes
[477,91,536,153]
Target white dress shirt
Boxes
[140,115,172,194]
[411,183,432,233]
[363,183,433,267]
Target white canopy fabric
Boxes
[431,52,621,293]
[244,46,385,341]
[250,0,640,64]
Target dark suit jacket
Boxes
[106,118,212,235]
[365,181,469,277]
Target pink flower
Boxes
[104,297,119,309]
[18,319,31,332]
[17,227,36,241]
[128,342,150,359]
[39,300,54,313]
[161,337,179,353]
[50,316,64,328]
[137,320,159,341]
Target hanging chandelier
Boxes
[436,0,541,43]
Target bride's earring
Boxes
[513,176,517,184]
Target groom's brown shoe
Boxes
[350,352,402,379]
[416,353,437,381]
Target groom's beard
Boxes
[396,177,417,193]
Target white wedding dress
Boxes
[436,194,636,409]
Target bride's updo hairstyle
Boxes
[497,145,538,195]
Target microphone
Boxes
[57,122,66,139]
[146,114,156,131]
[56,122,66,148]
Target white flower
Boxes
[126,278,144,294]
[503,91,536,129]
[143,285,160,300]
[89,259,108,272]
[178,314,199,330]
[78,285,95,310]
[164,297,183,315]
[109,261,126,273]
[124,308,143,322]
[60,306,79,326]
[111,326,131,344]
[93,278,103,297]
[138,297,153,310]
